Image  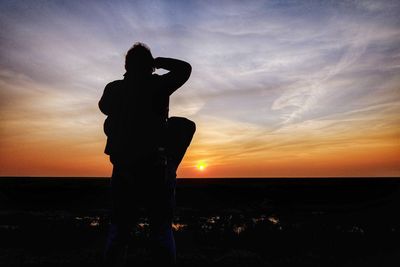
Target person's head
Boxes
[125,42,154,74]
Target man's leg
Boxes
[147,163,177,266]
[103,223,130,267]
[103,165,137,267]
[148,215,176,266]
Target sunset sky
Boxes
[0,0,399,178]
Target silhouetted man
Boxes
[99,42,195,266]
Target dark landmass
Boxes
[0,177,399,266]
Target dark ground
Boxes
[0,177,399,266]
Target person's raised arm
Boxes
[154,57,192,95]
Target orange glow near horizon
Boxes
[1,121,399,177]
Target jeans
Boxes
[102,158,177,267]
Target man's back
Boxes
[99,74,168,164]
[99,57,191,165]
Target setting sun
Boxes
[196,161,207,171]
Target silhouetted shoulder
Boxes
[106,80,124,90]
[99,80,124,115]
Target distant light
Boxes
[196,161,207,171]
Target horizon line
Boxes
[1,176,399,179]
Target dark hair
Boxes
[125,42,154,73]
